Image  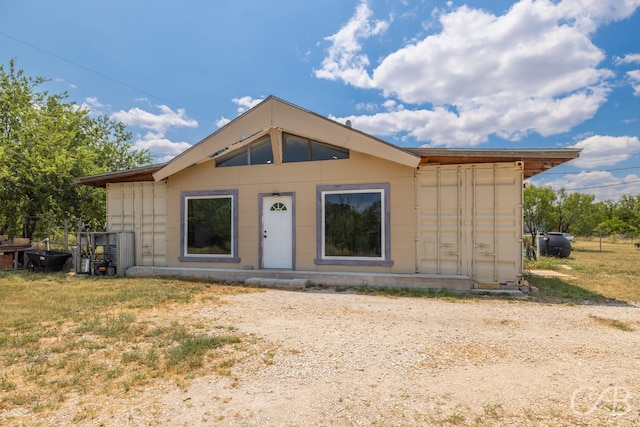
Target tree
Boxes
[523,184,556,240]
[0,60,151,239]
[554,189,596,234]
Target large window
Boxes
[283,133,349,162]
[216,136,273,167]
[180,190,239,262]
[316,184,392,266]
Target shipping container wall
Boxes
[416,162,523,285]
[106,181,168,267]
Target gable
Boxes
[153,96,420,181]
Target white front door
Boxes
[262,195,293,269]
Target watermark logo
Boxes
[571,386,631,416]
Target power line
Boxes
[0,30,210,122]
[563,179,640,191]
[543,166,640,175]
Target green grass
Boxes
[358,285,453,299]
[525,239,640,304]
[165,334,241,372]
[0,272,249,418]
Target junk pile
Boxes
[0,236,72,272]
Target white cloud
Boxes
[132,131,192,160]
[627,70,640,96]
[356,102,378,112]
[215,117,231,128]
[569,135,640,167]
[76,96,110,114]
[317,0,639,146]
[84,97,104,108]
[540,171,640,201]
[216,96,266,128]
[111,105,198,133]
[109,105,198,161]
[614,53,640,65]
[232,96,264,114]
[314,0,388,88]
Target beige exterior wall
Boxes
[416,162,524,284]
[106,181,168,267]
[164,151,417,273]
[104,159,524,285]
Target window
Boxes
[180,190,239,262]
[283,133,348,163]
[316,184,392,266]
[216,136,273,167]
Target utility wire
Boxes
[543,166,640,175]
[563,179,640,191]
[0,30,210,122]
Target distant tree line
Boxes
[524,184,640,240]
[0,60,150,240]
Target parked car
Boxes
[562,232,575,241]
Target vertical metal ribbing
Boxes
[457,166,462,276]
[471,165,476,281]
[493,164,498,282]
[436,167,441,275]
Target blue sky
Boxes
[1,0,639,200]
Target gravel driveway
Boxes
[53,289,640,426]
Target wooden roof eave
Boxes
[73,163,167,188]
[408,148,582,178]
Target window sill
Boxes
[179,256,241,263]
[314,258,394,267]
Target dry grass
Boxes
[525,239,640,304]
[589,314,635,331]
[0,272,259,420]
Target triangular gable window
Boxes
[283,133,349,163]
[216,135,273,167]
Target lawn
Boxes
[0,273,258,420]
[525,238,640,304]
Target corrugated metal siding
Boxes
[117,231,135,275]
[106,181,167,267]
[417,162,523,284]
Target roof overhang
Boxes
[405,148,582,179]
[72,163,166,188]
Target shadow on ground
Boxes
[525,274,635,307]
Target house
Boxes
[75,96,580,292]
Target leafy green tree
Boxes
[554,189,596,234]
[523,184,556,239]
[570,198,605,237]
[0,59,150,239]
[616,194,640,237]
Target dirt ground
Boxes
[34,290,640,425]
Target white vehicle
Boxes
[562,232,575,241]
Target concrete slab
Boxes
[126,266,474,292]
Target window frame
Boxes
[283,133,349,163]
[315,183,393,266]
[216,135,273,167]
[179,189,240,263]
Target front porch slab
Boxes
[125,266,474,292]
